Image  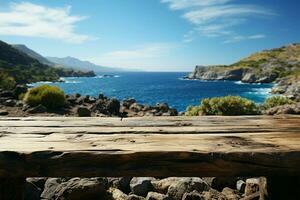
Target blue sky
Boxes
[0,0,299,71]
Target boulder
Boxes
[77,106,91,117]
[221,187,241,200]
[146,192,171,200]
[106,98,120,115]
[108,187,129,200]
[108,177,132,194]
[202,177,237,191]
[244,178,265,196]
[130,177,156,197]
[3,99,16,106]
[122,98,136,108]
[26,177,47,191]
[167,177,210,200]
[156,103,169,113]
[236,180,246,193]
[129,103,144,112]
[66,94,78,104]
[26,104,47,114]
[41,178,65,199]
[182,190,202,200]
[42,177,108,200]
[152,177,186,194]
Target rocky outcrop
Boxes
[21,176,275,199]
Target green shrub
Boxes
[185,105,201,116]
[263,96,294,109]
[24,85,66,109]
[0,71,16,89]
[186,96,260,116]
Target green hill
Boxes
[0,40,95,89]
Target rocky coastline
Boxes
[22,176,275,200]
[0,85,178,117]
[186,43,300,102]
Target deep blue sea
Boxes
[29,72,274,111]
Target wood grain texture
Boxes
[0,115,299,177]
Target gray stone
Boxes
[3,99,16,106]
[41,178,65,199]
[146,192,171,200]
[77,106,91,117]
[167,178,210,200]
[42,177,108,200]
[130,177,156,197]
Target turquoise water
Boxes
[29,72,274,111]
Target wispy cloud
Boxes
[223,34,266,44]
[161,0,275,43]
[89,43,176,69]
[0,2,94,43]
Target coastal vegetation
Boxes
[185,96,260,116]
[262,96,294,109]
[24,85,66,109]
[185,95,299,116]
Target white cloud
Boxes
[223,34,266,43]
[0,2,93,43]
[161,0,274,43]
[161,0,232,10]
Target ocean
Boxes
[29,72,274,111]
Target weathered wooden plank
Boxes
[0,116,299,177]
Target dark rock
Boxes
[98,93,106,100]
[27,104,47,114]
[236,180,246,193]
[13,85,27,98]
[26,177,47,191]
[122,98,136,108]
[0,110,9,116]
[146,192,171,200]
[77,106,91,117]
[0,90,14,98]
[3,99,16,106]
[130,177,156,197]
[108,177,132,194]
[202,177,237,191]
[182,190,202,200]
[67,94,78,104]
[106,98,120,115]
[24,181,41,200]
[156,103,169,113]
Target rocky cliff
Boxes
[188,43,300,100]
[189,43,300,84]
